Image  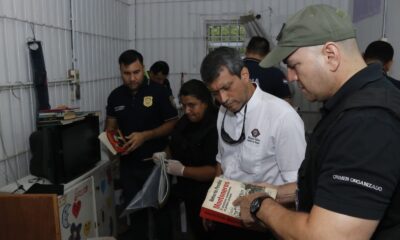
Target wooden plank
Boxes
[0,194,61,240]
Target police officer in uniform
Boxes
[105,49,178,239]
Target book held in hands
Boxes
[200,176,277,228]
[98,130,126,155]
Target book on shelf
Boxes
[98,130,127,155]
[200,176,277,228]
[37,116,86,126]
[38,110,77,120]
[37,111,99,126]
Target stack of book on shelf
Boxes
[37,108,98,126]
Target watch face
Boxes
[250,197,261,215]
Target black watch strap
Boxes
[250,195,271,221]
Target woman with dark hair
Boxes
[153,79,218,239]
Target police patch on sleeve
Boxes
[143,96,153,107]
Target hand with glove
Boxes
[152,152,167,166]
[166,159,185,176]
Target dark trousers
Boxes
[120,164,173,240]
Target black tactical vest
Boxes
[297,86,400,239]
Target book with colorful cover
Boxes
[200,176,277,228]
[98,130,126,155]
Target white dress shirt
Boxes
[216,86,306,185]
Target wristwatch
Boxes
[250,195,271,221]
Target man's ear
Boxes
[323,42,340,72]
[384,60,393,73]
[241,66,250,82]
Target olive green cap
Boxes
[260,4,356,68]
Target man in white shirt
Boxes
[200,46,306,239]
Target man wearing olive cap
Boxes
[234,4,400,239]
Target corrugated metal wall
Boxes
[134,0,351,132]
[0,0,130,187]
[0,0,353,187]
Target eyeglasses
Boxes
[221,104,247,144]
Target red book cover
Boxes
[98,130,126,155]
[200,177,277,228]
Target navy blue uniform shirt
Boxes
[106,79,178,163]
[244,57,291,98]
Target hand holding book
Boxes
[98,130,127,155]
[232,192,273,229]
[200,177,277,228]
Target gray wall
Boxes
[0,0,130,187]
[3,0,398,188]
[132,0,351,132]
[353,0,400,80]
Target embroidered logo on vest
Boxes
[114,105,125,111]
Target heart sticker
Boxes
[72,200,81,218]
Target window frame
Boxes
[205,20,247,55]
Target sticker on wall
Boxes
[68,222,82,240]
[72,200,82,218]
[83,221,92,237]
[61,204,71,229]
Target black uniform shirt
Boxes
[106,79,178,162]
[169,108,218,199]
[244,58,291,98]
[313,64,400,220]
[386,74,400,90]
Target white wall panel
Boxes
[4,0,392,188]
[354,0,400,81]
[0,0,130,187]
[133,0,351,132]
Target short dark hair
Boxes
[118,49,144,65]
[246,36,270,56]
[364,40,394,64]
[179,79,214,107]
[200,47,244,84]
[150,61,169,75]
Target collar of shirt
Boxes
[322,63,383,115]
[246,84,262,114]
[243,57,261,64]
[121,77,151,95]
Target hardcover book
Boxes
[98,130,126,155]
[200,176,277,228]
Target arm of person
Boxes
[104,116,120,161]
[124,117,178,154]
[183,165,217,182]
[255,182,297,204]
[275,110,306,183]
[260,200,378,240]
[105,116,118,131]
[234,194,378,240]
[276,182,297,204]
